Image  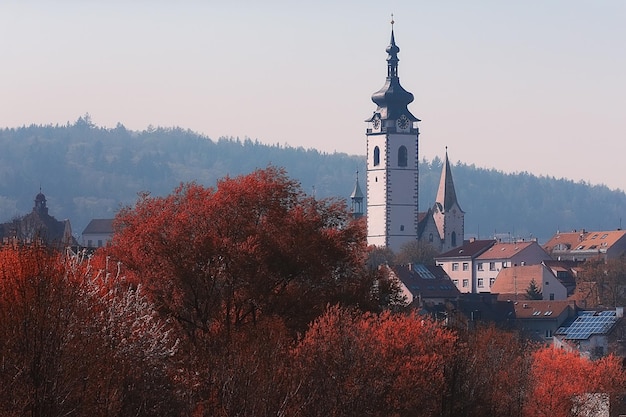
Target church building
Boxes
[0,191,76,248]
[359,20,464,254]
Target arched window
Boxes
[373,146,380,166]
[451,231,457,247]
[429,233,434,242]
[398,145,407,167]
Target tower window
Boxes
[429,233,433,242]
[400,225,404,231]
[373,146,380,166]
[398,145,407,167]
[451,231,457,247]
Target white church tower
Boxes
[365,20,420,252]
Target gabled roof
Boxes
[490,264,545,296]
[511,300,572,320]
[544,229,626,253]
[82,218,114,235]
[476,241,540,261]
[391,264,460,300]
[436,239,496,260]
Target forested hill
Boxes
[1,119,624,244]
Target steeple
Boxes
[33,188,49,216]
[367,17,420,123]
[435,148,462,212]
[350,171,364,219]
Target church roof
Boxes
[435,150,463,213]
[366,21,419,123]
[82,218,114,235]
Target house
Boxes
[473,241,552,293]
[389,263,461,307]
[435,239,496,293]
[491,262,574,301]
[81,218,114,248]
[544,229,626,262]
[509,299,576,342]
[554,308,624,359]
[438,293,516,331]
[0,191,75,248]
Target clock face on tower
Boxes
[372,116,381,130]
[397,115,409,130]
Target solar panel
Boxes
[559,310,617,340]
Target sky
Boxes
[1,1,625,191]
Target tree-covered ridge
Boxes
[0,117,624,242]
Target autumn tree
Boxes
[526,347,626,417]
[442,325,534,417]
[394,239,440,266]
[108,166,371,338]
[0,246,181,417]
[578,255,626,307]
[290,305,457,417]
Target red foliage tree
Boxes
[290,305,457,417]
[108,166,370,338]
[0,246,181,416]
[526,347,626,417]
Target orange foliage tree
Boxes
[290,305,457,417]
[107,166,371,338]
[526,347,626,417]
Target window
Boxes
[477,263,483,271]
[452,263,459,271]
[462,279,469,288]
[400,225,404,231]
[478,278,484,288]
[97,239,103,247]
[549,293,554,300]
[451,231,457,247]
[429,233,434,242]
[489,277,496,287]
[545,329,552,338]
[489,262,496,271]
[502,261,507,268]
[373,146,380,166]
[398,145,407,167]
[453,279,459,287]
[87,239,92,247]
[462,262,469,271]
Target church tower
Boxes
[432,149,464,251]
[365,20,420,252]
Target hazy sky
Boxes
[2,1,625,191]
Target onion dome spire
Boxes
[367,16,420,123]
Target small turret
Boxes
[350,171,364,219]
